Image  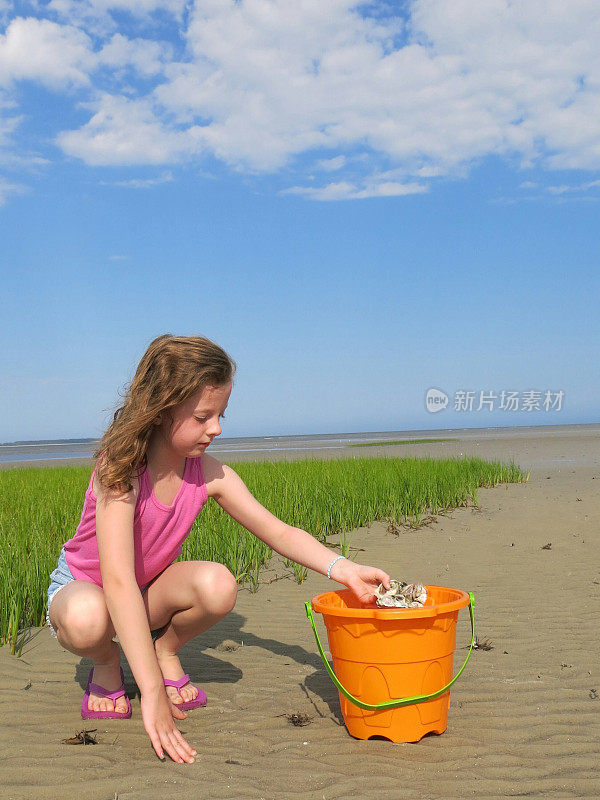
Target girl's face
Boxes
[156,382,232,458]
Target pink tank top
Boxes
[63,457,209,590]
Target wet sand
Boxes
[0,425,598,799]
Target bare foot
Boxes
[87,654,129,714]
[154,645,200,706]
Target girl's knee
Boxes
[60,592,112,650]
[194,563,237,616]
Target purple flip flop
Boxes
[164,673,207,710]
[81,665,132,719]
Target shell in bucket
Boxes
[374,579,427,608]
[309,585,472,743]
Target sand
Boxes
[0,427,598,799]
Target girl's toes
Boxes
[167,688,183,704]
[164,682,201,705]
[182,684,198,702]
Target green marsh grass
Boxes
[0,455,524,651]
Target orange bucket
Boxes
[306,586,475,743]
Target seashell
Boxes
[374,579,427,608]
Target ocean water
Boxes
[0,423,591,465]
[0,431,412,464]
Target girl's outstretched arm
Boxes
[210,461,391,603]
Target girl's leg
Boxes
[47,580,128,714]
[142,561,237,705]
[49,563,237,710]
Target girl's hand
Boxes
[329,559,391,604]
[140,685,197,764]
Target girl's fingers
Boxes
[163,722,196,761]
[377,570,391,587]
[159,730,184,763]
[149,724,196,764]
[163,740,184,763]
[167,729,194,763]
[171,726,192,753]
[149,730,165,761]
[365,567,390,587]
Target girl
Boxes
[46,334,391,764]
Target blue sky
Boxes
[1,1,598,442]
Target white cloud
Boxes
[47,0,187,33]
[0,1,12,22]
[0,17,93,89]
[97,33,173,77]
[150,0,600,180]
[0,18,173,90]
[108,169,174,187]
[57,94,194,165]
[415,165,447,178]
[1,0,600,199]
[546,178,600,195]
[410,0,600,168]
[0,89,35,174]
[50,0,186,15]
[0,93,19,141]
[546,184,572,196]
[315,155,346,171]
[152,0,403,171]
[0,174,26,203]
[282,179,428,201]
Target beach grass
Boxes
[0,455,524,653]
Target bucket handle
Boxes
[304,592,475,711]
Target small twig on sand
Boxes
[62,729,98,745]
[276,712,313,727]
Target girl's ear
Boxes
[153,415,162,425]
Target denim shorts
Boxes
[46,546,168,642]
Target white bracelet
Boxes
[327,555,346,579]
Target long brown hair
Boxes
[93,334,236,494]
